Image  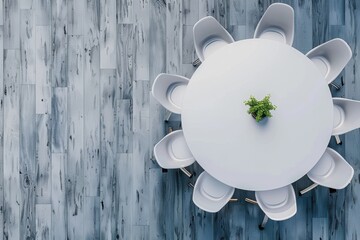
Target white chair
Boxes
[154,130,195,177]
[255,185,297,229]
[299,148,354,195]
[332,98,360,144]
[254,3,294,46]
[192,16,234,66]
[152,73,189,116]
[192,171,235,213]
[306,38,352,90]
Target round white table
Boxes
[182,39,333,191]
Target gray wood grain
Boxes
[67,0,85,35]
[51,0,68,87]
[20,10,36,84]
[35,0,51,26]
[0,27,4,240]
[3,50,20,240]
[51,87,67,153]
[35,114,51,204]
[115,153,133,240]
[117,99,133,153]
[67,35,84,240]
[51,153,67,240]
[35,204,51,240]
[19,84,36,240]
[84,0,101,197]
[117,24,134,100]
[83,197,100,240]
[0,0,3,25]
[19,0,33,9]
[166,0,181,74]
[117,0,133,24]
[100,69,117,239]
[229,0,246,25]
[100,0,116,69]
[183,0,198,25]
[134,0,149,80]
[4,0,20,49]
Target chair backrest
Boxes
[193,16,234,62]
[308,147,354,189]
[306,38,352,84]
[255,185,297,221]
[152,73,189,114]
[254,3,294,45]
[332,98,360,135]
[192,171,235,213]
[153,130,195,169]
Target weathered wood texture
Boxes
[0,0,359,239]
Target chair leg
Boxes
[165,112,172,122]
[299,183,319,196]
[330,82,341,90]
[228,198,239,202]
[180,167,193,178]
[335,135,342,145]
[192,58,202,67]
[259,215,269,230]
[245,198,258,205]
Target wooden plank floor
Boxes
[1,0,360,239]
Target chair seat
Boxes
[333,105,345,129]
[258,187,288,208]
[203,40,229,59]
[167,84,187,110]
[169,135,193,160]
[193,172,235,212]
[310,56,330,78]
[258,27,286,44]
[308,151,334,178]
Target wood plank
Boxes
[20,9,36,84]
[84,0,101,197]
[114,153,133,240]
[67,0,85,35]
[0,26,4,240]
[83,197,100,239]
[182,0,198,25]
[35,204,51,240]
[117,24,134,100]
[35,26,51,86]
[51,153,67,240]
[0,0,3,25]
[313,218,329,240]
[182,25,195,64]
[132,80,150,225]
[51,0,68,87]
[117,0,133,24]
[229,0,246,25]
[166,0,182,74]
[134,0,149,80]
[51,87,67,153]
[4,0,20,49]
[133,226,149,240]
[117,99,133,153]
[66,34,84,240]
[100,0,116,69]
[35,26,51,114]
[19,84,36,239]
[3,49,21,240]
[329,0,345,26]
[100,69,117,239]
[35,114,51,204]
[292,0,312,54]
[19,0,33,9]
[35,0,51,26]
[199,0,215,18]
[312,0,330,47]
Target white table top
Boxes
[182,39,333,191]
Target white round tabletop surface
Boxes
[182,39,333,191]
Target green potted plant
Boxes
[244,95,277,122]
